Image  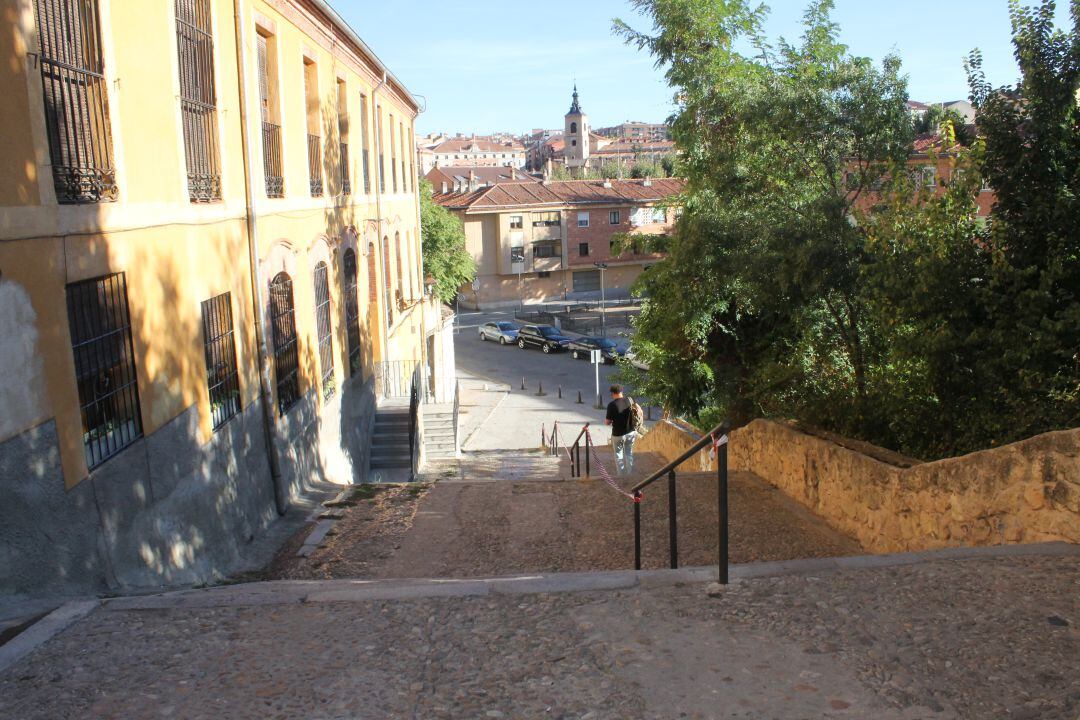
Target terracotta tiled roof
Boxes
[426,166,533,187]
[435,178,686,210]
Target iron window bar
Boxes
[340,141,351,195]
[343,249,362,375]
[268,273,299,414]
[200,292,241,429]
[313,262,335,400]
[66,273,143,469]
[262,121,284,198]
[307,133,323,197]
[34,0,117,204]
[176,0,221,202]
[361,148,371,194]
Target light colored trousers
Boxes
[612,431,638,476]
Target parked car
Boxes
[478,321,520,345]
[567,336,624,363]
[516,324,571,353]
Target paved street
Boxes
[454,308,653,451]
[2,549,1076,719]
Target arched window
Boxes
[570,121,577,134]
[312,261,334,400]
[342,249,362,375]
[268,272,299,415]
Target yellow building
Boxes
[0,0,449,595]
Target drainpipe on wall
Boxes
[234,0,287,516]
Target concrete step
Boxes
[424,420,456,431]
[370,458,411,469]
[371,448,410,459]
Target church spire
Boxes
[568,83,581,115]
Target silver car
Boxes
[478,321,520,345]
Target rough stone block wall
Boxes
[636,419,1080,553]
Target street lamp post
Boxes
[594,262,608,337]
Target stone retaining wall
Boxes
[636,419,1080,553]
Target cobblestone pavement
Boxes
[2,554,1075,719]
[263,449,860,581]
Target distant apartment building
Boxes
[436,179,685,309]
[426,166,534,194]
[907,99,977,124]
[0,0,453,596]
[418,135,526,173]
[596,121,670,141]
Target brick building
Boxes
[436,179,685,309]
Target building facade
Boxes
[0,0,445,596]
[437,179,685,309]
[595,121,670,142]
[418,135,526,174]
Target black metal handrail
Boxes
[545,421,592,478]
[630,421,731,583]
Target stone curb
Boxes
[0,600,100,674]
[100,542,1078,612]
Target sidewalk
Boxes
[1,546,1076,719]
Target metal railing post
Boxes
[585,432,591,477]
[633,491,642,570]
[668,470,678,569]
[718,437,729,584]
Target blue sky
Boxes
[338,1,1074,135]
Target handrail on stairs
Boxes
[544,421,591,478]
[630,421,731,584]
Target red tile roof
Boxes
[425,165,533,190]
[435,178,686,210]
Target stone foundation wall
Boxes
[0,375,377,597]
[636,419,1080,553]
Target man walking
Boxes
[605,385,636,476]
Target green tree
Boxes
[616,0,912,430]
[419,180,476,304]
[960,0,1080,442]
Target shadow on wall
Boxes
[321,105,379,487]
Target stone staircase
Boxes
[370,401,411,472]
[423,404,458,460]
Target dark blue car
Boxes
[567,336,624,363]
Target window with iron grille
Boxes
[307,134,323,196]
[200,292,240,429]
[337,79,350,195]
[66,273,142,469]
[360,94,371,194]
[377,109,386,193]
[257,33,283,198]
[382,235,393,325]
[343,249,362,375]
[394,232,404,304]
[389,113,398,193]
[303,59,322,196]
[176,0,221,202]
[268,273,299,414]
[313,262,335,400]
[34,0,117,204]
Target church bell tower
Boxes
[564,84,589,173]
